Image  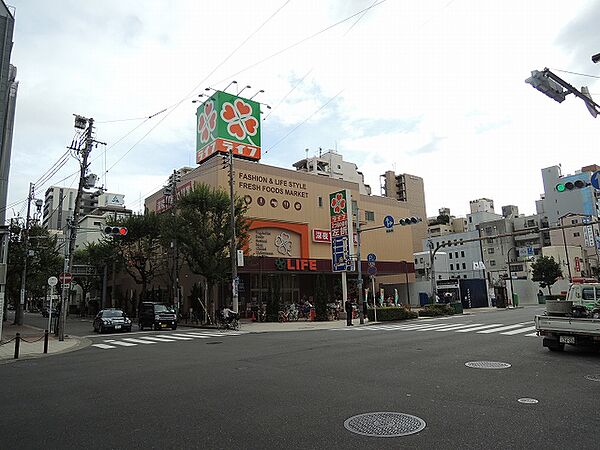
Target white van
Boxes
[565,283,600,310]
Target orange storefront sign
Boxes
[286,258,317,271]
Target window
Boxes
[490,260,496,267]
[463,275,467,279]
[351,200,358,213]
[582,288,595,300]
[365,210,375,221]
[93,221,101,226]
[573,232,580,237]
[462,263,466,270]
[450,264,454,270]
[318,197,323,207]
[461,251,465,257]
[571,219,578,224]
[488,248,495,254]
[414,258,418,264]
[449,253,452,259]
[419,258,424,264]
[455,252,459,258]
[469,216,472,223]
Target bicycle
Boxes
[216,312,240,331]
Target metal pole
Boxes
[561,217,572,282]
[428,240,436,303]
[0,226,9,340]
[507,247,515,307]
[16,183,33,325]
[356,205,364,325]
[13,332,20,359]
[228,149,238,313]
[372,275,377,322]
[47,285,54,332]
[101,264,107,309]
[43,329,49,354]
[404,261,410,306]
[171,169,180,313]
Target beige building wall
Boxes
[381,170,427,254]
[146,157,415,268]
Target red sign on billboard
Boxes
[312,229,331,242]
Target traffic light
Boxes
[555,180,587,192]
[104,226,128,236]
[398,217,422,226]
[525,70,567,103]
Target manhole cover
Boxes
[584,374,600,382]
[344,412,426,437]
[465,361,511,369]
[517,398,539,404]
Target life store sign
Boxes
[196,91,262,164]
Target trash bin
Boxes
[513,293,519,307]
[537,294,546,304]
[450,302,463,314]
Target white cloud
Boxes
[6,0,600,222]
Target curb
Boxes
[0,336,92,365]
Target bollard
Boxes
[14,332,20,359]
[44,329,49,354]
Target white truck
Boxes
[534,282,600,352]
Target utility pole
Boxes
[15,182,33,325]
[355,204,364,324]
[59,116,101,341]
[0,224,9,338]
[228,149,238,313]
[170,169,180,313]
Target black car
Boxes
[139,302,177,330]
[93,309,132,333]
[41,306,58,318]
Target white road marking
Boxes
[122,338,157,344]
[433,323,482,332]
[501,326,536,335]
[92,344,116,349]
[105,340,137,347]
[139,336,178,342]
[477,323,532,334]
[154,335,193,340]
[525,332,538,337]
[455,324,503,333]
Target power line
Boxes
[551,68,600,80]
[265,89,344,153]
[212,0,387,86]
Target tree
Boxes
[111,213,163,308]
[6,222,63,323]
[531,256,563,294]
[175,183,248,311]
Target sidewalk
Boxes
[0,322,87,363]
[179,317,374,333]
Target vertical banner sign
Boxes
[196,90,262,164]
[330,189,354,272]
[582,216,594,248]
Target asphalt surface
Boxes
[19,311,97,336]
[2,306,600,449]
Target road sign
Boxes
[47,276,58,287]
[383,215,394,229]
[592,171,600,190]
[367,265,377,276]
[59,273,73,284]
[367,253,376,263]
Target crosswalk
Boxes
[91,330,250,350]
[332,320,538,337]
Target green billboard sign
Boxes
[196,90,262,164]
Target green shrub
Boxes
[419,304,455,317]
[367,306,418,322]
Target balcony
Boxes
[514,232,540,241]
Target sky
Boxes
[5,0,600,221]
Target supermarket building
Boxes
[145,152,419,313]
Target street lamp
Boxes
[238,85,252,97]
[249,89,264,100]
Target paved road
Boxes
[2,306,599,449]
